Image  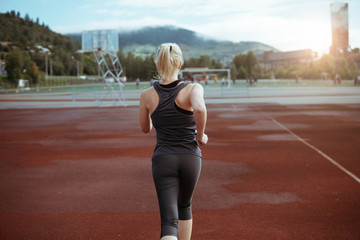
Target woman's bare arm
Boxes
[139,91,153,133]
[190,83,208,144]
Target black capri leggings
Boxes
[152,154,202,237]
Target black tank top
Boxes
[151,80,201,159]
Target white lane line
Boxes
[255,107,360,184]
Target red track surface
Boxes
[0,103,359,239]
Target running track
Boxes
[0,88,360,239]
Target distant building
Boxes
[36,44,50,53]
[0,41,11,46]
[345,52,360,68]
[330,2,349,56]
[256,49,315,71]
[329,2,360,67]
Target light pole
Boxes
[45,52,48,78]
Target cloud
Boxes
[54,16,178,33]
[91,0,294,18]
[53,0,359,51]
[182,9,332,52]
[103,0,196,8]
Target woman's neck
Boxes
[161,71,179,84]
[161,79,177,84]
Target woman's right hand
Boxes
[197,133,208,145]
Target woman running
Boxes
[139,43,208,240]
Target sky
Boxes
[1,0,360,55]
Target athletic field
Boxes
[0,82,359,239]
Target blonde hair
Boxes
[155,43,183,80]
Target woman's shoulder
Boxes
[184,82,203,91]
[142,85,156,93]
[179,82,203,99]
[140,86,155,99]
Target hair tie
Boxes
[170,45,172,52]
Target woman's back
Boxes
[150,80,201,159]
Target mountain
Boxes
[67,26,277,63]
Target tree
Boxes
[211,59,223,69]
[141,54,156,80]
[348,60,360,76]
[230,65,237,79]
[238,66,248,79]
[245,51,259,77]
[253,64,262,78]
[198,55,211,67]
[118,49,126,64]
[274,66,288,79]
[28,61,39,83]
[232,52,259,79]
[5,48,24,83]
[232,54,246,70]
[318,54,335,76]
[183,55,223,69]
[82,53,97,75]
[51,58,65,75]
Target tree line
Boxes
[267,52,360,80]
[3,44,359,89]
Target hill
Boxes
[0,11,79,52]
[0,11,81,78]
[67,26,277,63]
